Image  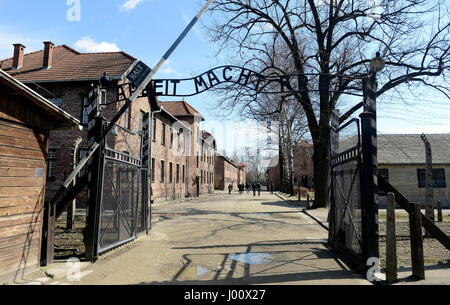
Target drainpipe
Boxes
[149,107,162,231]
[185,129,192,198]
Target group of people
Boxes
[227,183,275,197]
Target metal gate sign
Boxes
[127,61,152,88]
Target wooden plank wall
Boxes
[0,119,47,283]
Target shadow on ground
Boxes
[133,240,366,285]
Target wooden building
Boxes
[0,69,79,284]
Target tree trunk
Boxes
[311,127,331,208]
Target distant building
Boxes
[376,134,450,207]
[266,141,314,191]
[157,101,216,199]
[214,154,245,190]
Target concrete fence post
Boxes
[386,192,397,283]
[409,202,425,280]
[437,200,443,222]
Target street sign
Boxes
[127,61,152,88]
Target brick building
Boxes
[266,141,314,191]
[214,154,245,190]
[293,141,314,189]
[0,42,157,206]
[153,101,216,200]
[1,42,220,205]
[376,134,450,208]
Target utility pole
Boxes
[421,133,434,237]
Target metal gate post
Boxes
[360,75,379,266]
[329,109,340,245]
[85,116,106,262]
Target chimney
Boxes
[43,41,54,69]
[12,44,26,70]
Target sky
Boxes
[0,0,449,156]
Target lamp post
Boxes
[361,52,385,268]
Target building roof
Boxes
[378,134,450,165]
[216,152,240,168]
[160,101,204,121]
[0,69,80,130]
[340,134,450,165]
[0,44,136,83]
[236,163,246,169]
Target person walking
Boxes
[228,183,232,195]
[270,184,274,194]
[257,183,261,196]
[252,184,256,197]
[246,183,250,193]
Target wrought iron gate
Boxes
[329,110,379,269]
[97,124,148,255]
[329,118,364,265]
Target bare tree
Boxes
[206,0,449,207]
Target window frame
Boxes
[47,149,57,180]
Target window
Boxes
[140,111,148,129]
[48,97,62,108]
[123,105,131,129]
[434,169,446,188]
[151,158,155,182]
[152,118,157,141]
[196,155,199,168]
[182,165,185,183]
[47,149,57,179]
[169,162,173,183]
[417,168,446,188]
[170,128,174,148]
[161,123,166,145]
[160,160,165,182]
[176,164,180,183]
[82,97,89,125]
[378,168,389,181]
[177,132,181,151]
[78,148,89,178]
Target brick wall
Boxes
[150,111,188,201]
[378,164,450,208]
[28,80,151,205]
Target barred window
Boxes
[47,149,57,179]
[82,97,89,125]
[160,160,165,182]
[151,158,155,182]
[417,168,446,188]
[48,97,62,108]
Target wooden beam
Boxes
[378,175,450,251]
[55,173,89,219]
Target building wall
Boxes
[293,143,314,189]
[150,112,188,201]
[27,80,151,206]
[267,162,280,191]
[214,156,240,190]
[0,90,51,283]
[150,113,215,201]
[378,164,450,208]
